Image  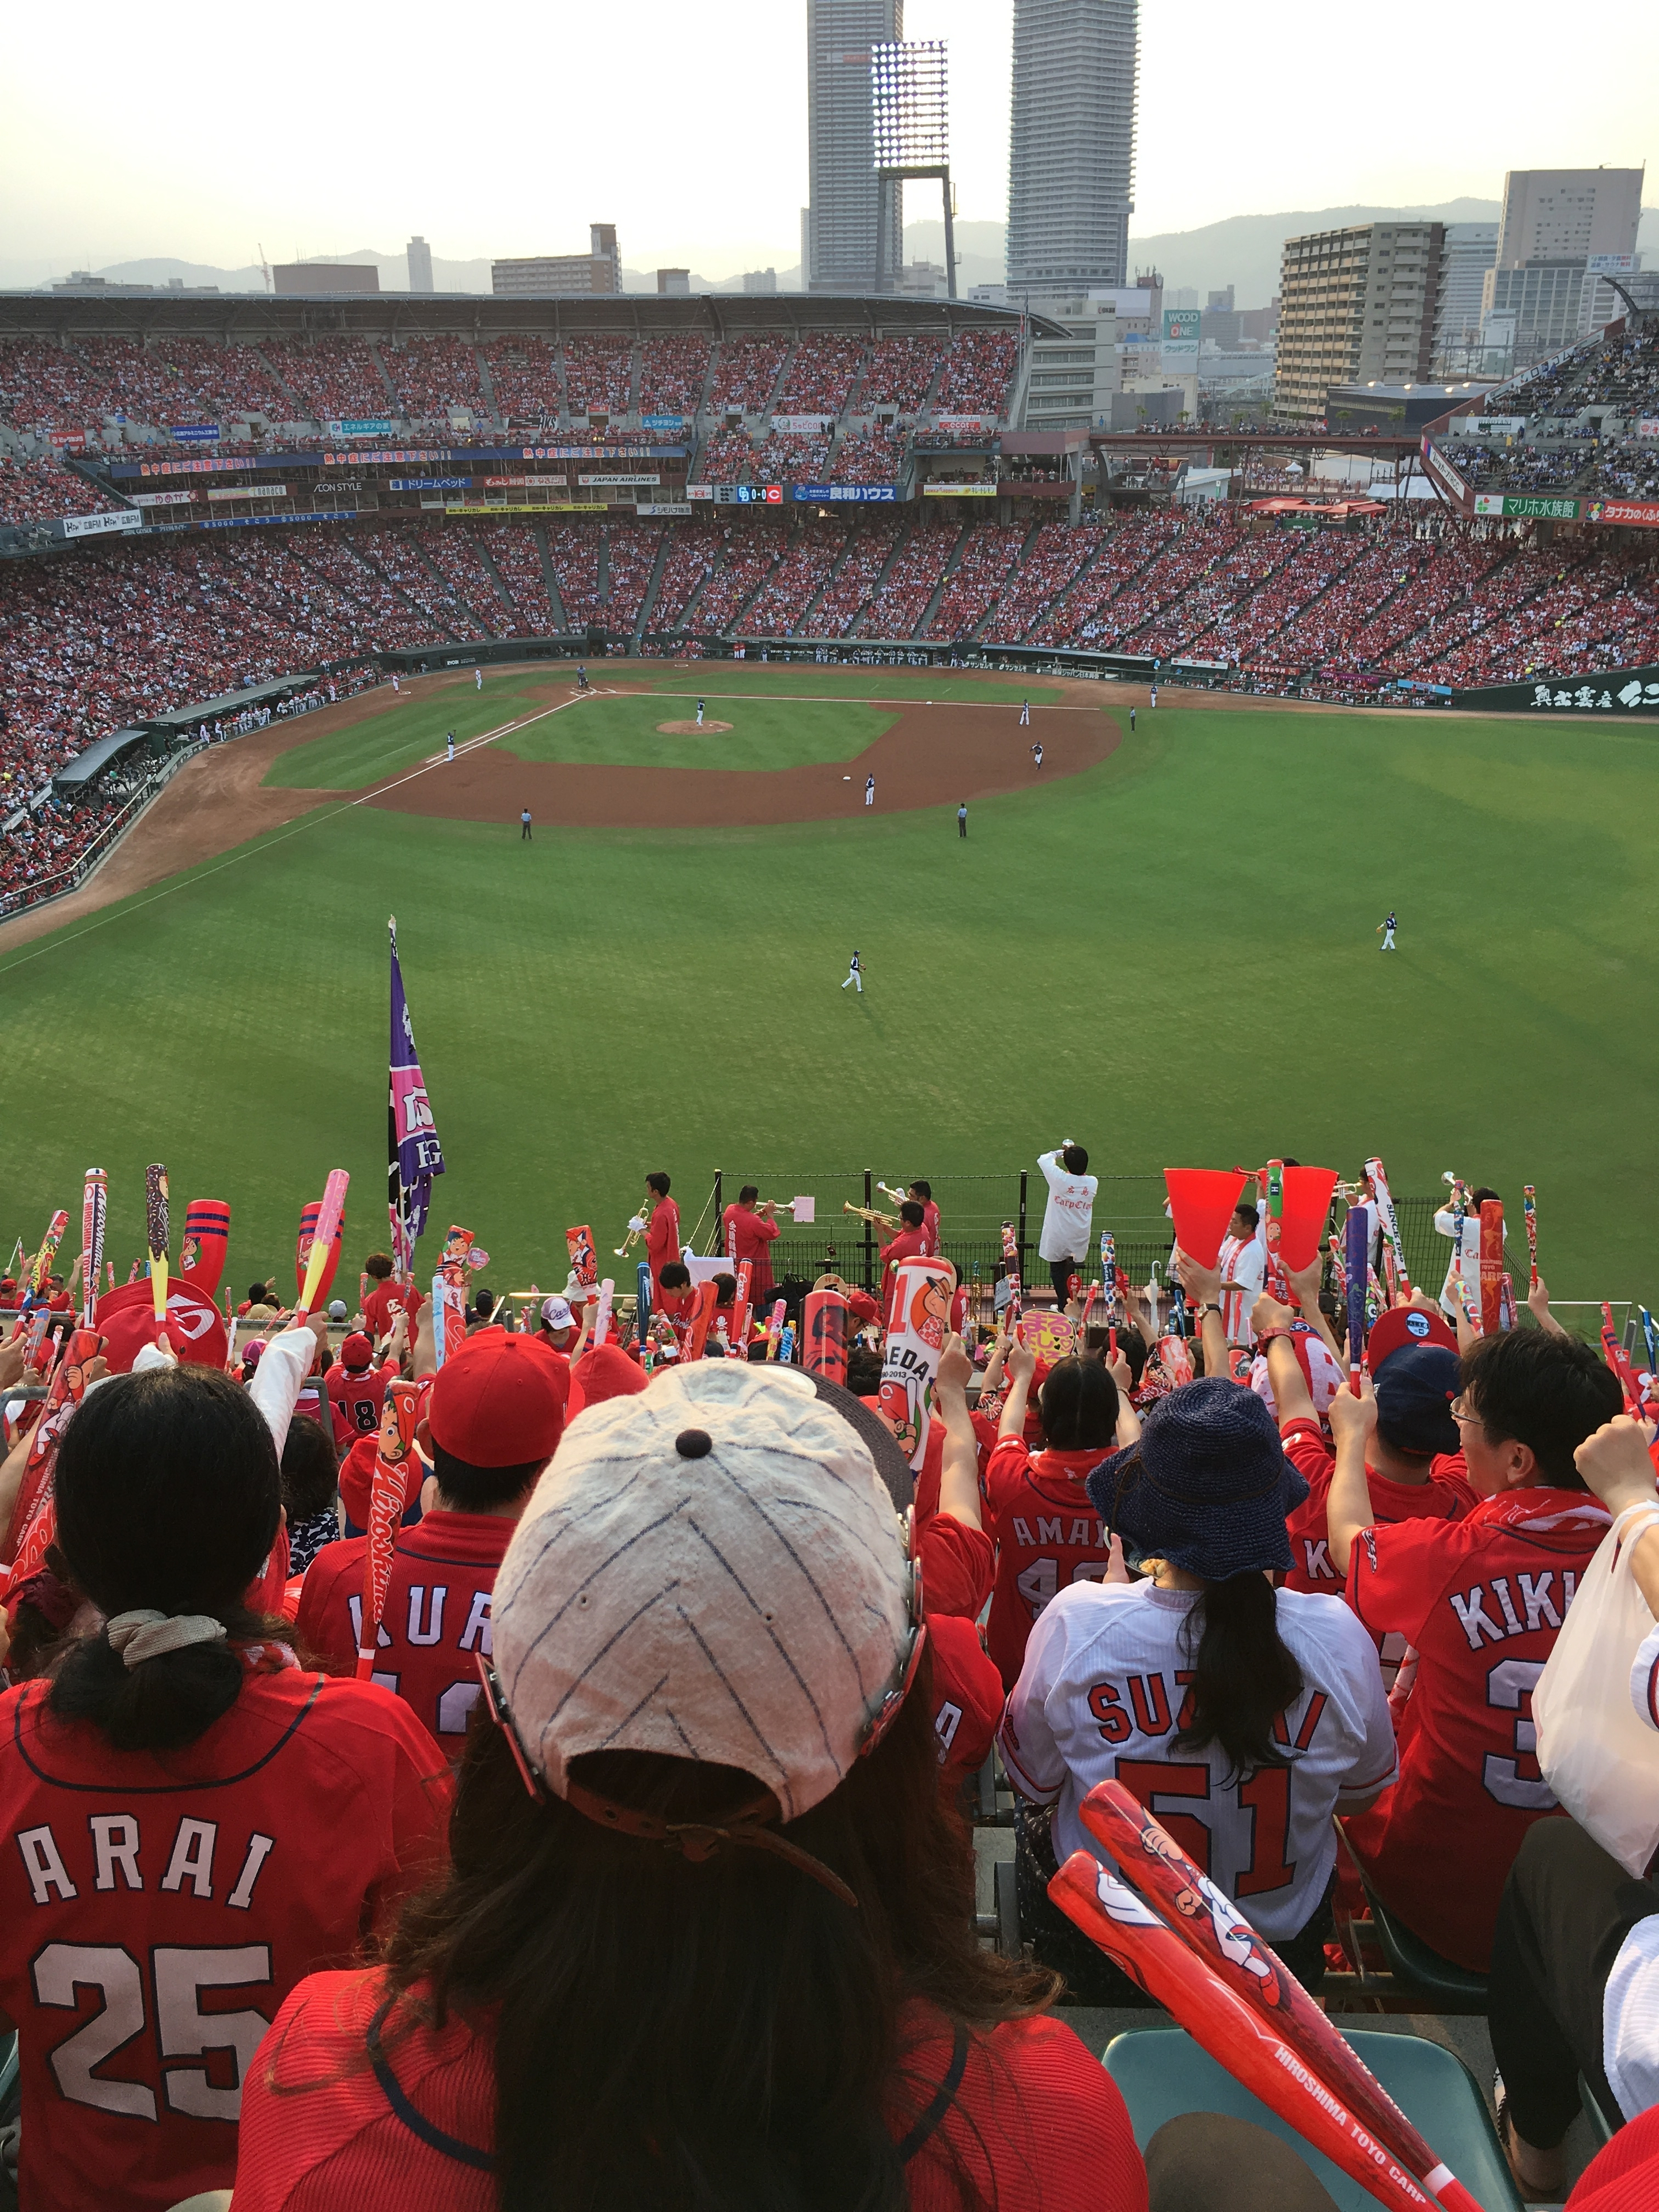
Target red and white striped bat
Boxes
[1601,1304,1654,1421]
[1049,1853,1437,2212]
[1077,1783,1484,2212]
[1522,1187,1539,1289]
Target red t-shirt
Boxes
[722,1205,781,1296]
[1280,1418,1476,1687]
[878,1225,928,1323]
[361,1282,421,1340]
[645,1198,681,1293]
[0,1670,449,2212]
[325,1360,397,1450]
[1342,1487,1611,1971]
[295,1509,514,1749]
[984,1440,1115,1691]
[231,1972,1146,2212]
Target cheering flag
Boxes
[388,916,446,1278]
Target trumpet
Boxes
[843,1200,899,1232]
[614,1217,646,1257]
[875,1180,908,1211]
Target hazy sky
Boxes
[4,0,1653,279]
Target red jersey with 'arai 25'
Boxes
[294,1509,514,1748]
[0,1666,450,2212]
[1343,1486,1610,1972]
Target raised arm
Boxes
[1324,1374,1379,1577]
[933,1335,983,1532]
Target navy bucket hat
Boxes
[1086,1376,1309,1580]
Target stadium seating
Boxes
[637,334,711,420]
[411,522,518,636]
[693,525,783,632]
[0,452,128,524]
[979,521,1104,645]
[931,328,1021,417]
[748,430,832,483]
[808,519,903,637]
[477,521,559,631]
[927,521,1027,639]
[862,334,945,415]
[650,529,719,631]
[544,521,604,630]
[479,336,563,426]
[0,335,279,435]
[564,336,634,419]
[828,423,907,484]
[707,334,790,416]
[604,523,665,633]
[739,530,847,637]
[261,338,392,423]
[858,524,956,637]
[382,336,490,425]
[696,427,759,483]
[773,332,865,419]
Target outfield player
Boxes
[1325,1326,1620,1971]
[1032,739,1044,768]
[841,948,863,993]
[474,665,482,690]
[958,798,967,837]
[297,1328,567,1750]
[446,731,456,762]
[0,1360,448,2212]
[1378,910,1397,950]
[1020,697,1031,725]
[864,772,875,807]
[1000,1376,1396,2005]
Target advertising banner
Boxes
[168,424,221,442]
[482,474,568,487]
[321,448,446,467]
[60,509,142,539]
[1586,499,1659,528]
[923,481,997,497]
[637,502,693,517]
[196,509,357,529]
[1473,493,1580,520]
[771,414,834,434]
[206,483,289,501]
[1449,416,1525,437]
[577,472,661,487]
[388,476,472,491]
[1161,306,1201,372]
[641,414,684,430]
[140,453,293,478]
[1453,665,1659,715]
[46,429,87,449]
[1638,421,1659,441]
[130,490,197,507]
[324,418,393,438]
[931,414,997,433]
[686,484,714,499]
[790,483,897,502]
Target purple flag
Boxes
[388,917,444,1274]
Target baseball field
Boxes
[2,660,1655,1305]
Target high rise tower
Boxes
[806,0,903,294]
[1006,0,1138,299]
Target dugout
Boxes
[52,728,154,791]
[146,673,323,732]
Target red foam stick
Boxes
[1077,1782,1484,2212]
[1048,1853,1436,2212]
[294,1171,349,1323]
[802,1290,849,1384]
[684,1279,718,1362]
[729,1259,753,1361]
[1164,1169,1248,1270]
[1478,1200,1507,1337]
[1278,1168,1341,1274]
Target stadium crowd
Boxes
[1,1156,1657,2211]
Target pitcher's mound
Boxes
[657,718,733,735]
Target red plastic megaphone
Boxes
[1163,1170,1248,1269]
[1277,1169,1340,1273]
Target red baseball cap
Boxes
[427,1327,569,1468]
[340,1332,374,1370]
[1367,1305,1458,1373]
[567,1342,649,1418]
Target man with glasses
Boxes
[1324,1325,1622,1973]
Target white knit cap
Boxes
[492,1361,911,1823]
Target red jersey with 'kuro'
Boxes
[1343,1486,1610,1971]
[295,1509,514,1747]
[0,1669,449,2212]
[984,1440,1113,1691]
[231,1972,1146,2212]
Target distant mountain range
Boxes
[5,200,1653,305]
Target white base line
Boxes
[0,687,604,979]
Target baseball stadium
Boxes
[3,264,1659,2212]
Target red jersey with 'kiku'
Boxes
[0,1669,449,2212]
[295,1509,515,1750]
[984,1439,1113,1690]
[1342,1486,1610,1971]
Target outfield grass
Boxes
[499,693,896,771]
[625,669,1068,705]
[6,676,1657,1304]
[262,680,552,791]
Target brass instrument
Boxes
[614,1218,646,1258]
[875,1180,908,1212]
[843,1199,899,1233]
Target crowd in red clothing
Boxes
[1,1152,1657,2210]
[0,450,130,525]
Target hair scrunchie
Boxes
[105,1609,228,1670]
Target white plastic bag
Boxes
[1534,1502,1659,1877]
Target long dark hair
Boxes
[48,1366,282,1753]
[1039,1357,1119,1450]
[1174,1571,1304,1781]
[377,1656,1053,2211]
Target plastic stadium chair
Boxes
[164,2195,233,2211]
[1104,2026,1523,2212]
[1579,2071,1619,2150]
[1363,1889,1490,2014]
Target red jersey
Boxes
[295,1509,514,1748]
[645,1198,681,1293]
[1342,1486,1611,1971]
[232,1972,1145,2212]
[919,1199,940,1255]
[722,1204,780,1296]
[878,1225,927,1323]
[0,1669,449,2212]
[336,1431,425,1537]
[324,1359,397,1449]
[361,1282,421,1340]
[984,1440,1114,1691]
[911,1411,998,1540]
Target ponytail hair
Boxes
[1175,1572,1303,1780]
[49,1365,282,1754]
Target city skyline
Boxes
[2,0,1654,288]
